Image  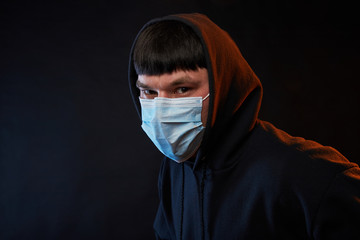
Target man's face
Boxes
[136,68,210,126]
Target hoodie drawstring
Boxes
[200,161,206,240]
[180,161,207,240]
[180,162,185,240]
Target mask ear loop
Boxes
[202,93,210,101]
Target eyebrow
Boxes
[171,77,196,86]
[136,80,149,89]
[136,76,200,89]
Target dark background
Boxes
[1,0,359,239]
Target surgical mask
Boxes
[139,94,209,163]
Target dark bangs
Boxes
[133,20,206,75]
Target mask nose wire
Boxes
[139,94,210,101]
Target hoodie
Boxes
[128,13,360,240]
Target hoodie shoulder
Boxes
[243,120,358,203]
[256,120,355,169]
[312,166,360,239]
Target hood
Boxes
[128,13,263,170]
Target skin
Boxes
[136,68,210,126]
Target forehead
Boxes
[137,69,209,89]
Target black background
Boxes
[1,0,359,239]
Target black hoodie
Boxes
[129,13,360,240]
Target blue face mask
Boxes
[139,94,209,163]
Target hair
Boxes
[133,20,206,75]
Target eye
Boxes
[175,87,190,94]
[141,89,158,96]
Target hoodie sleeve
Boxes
[312,167,360,239]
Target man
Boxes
[128,13,360,239]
